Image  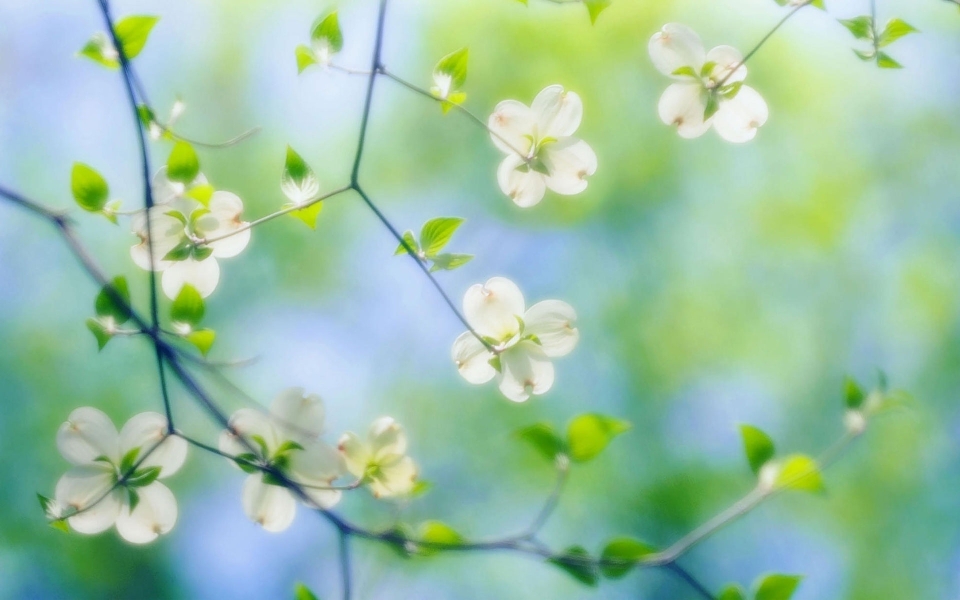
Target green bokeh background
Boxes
[1,0,958,598]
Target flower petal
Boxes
[531,85,583,139]
[542,138,597,196]
[242,474,297,532]
[219,408,280,459]
[290,441,344,509]
[705,45,746,85]
[203,191,250,259]
[56,465,123,534]
[497,154,547,208]
[130,210,185,272]
[488,100,535,157]
[713,85,769,143]
[649,23,706,78]
[369,417,407,460]
[452,331,496,384]
[270,387,325,440]
[118,412,187,477]
[370,456,417,499]
[115,481,178,544]
[152,166,207,211]
[161,257,220,299]
[524,300,580,357]
[658,83,711,139]
[337,432,370,479]
[497,342,556,403]
[57,407,120,465]
[463,276,525,341]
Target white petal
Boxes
[115,481,178,544]
[270,387,325,439]
[56,465,123,534]
[463,276,525,341]
[531,85,583,139]
[369,417,407,460]
[242,474,297,532]
[151,167,207,208]
[301,486,342,509]
[524,300,580,357]
[497,154,547,208]
[649,23,706,78]
[130,210,184,272]
[161,257,220,299]
[713,85,769,143]
[542,138,597,196]
[488,99,535,157]
[203,191,250,259]
[452,331,496,384]
[337,432,370,479]
[219,408,280,458]
[57,407,120,465]
[658,83,711,139]
[290,439,343,483]
[497,342,555,403]
[370,456,417,499]
[119,412,187,477]
[705,45,746,85]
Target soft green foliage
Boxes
[840,15,915,69]
[185,329,216,356]
[281,146,323,228]
[70,163,109,212]
[566,413,630,462]
[547,545,598,587]
[417,520,463,555]
[312,12,344,54]
[296,45,318,74]
[95,276,132,325]
[844,376,865,409]
[775,455,824,494]
[583,0,611,24]
[718,584,748,600]
[739,424,775,475]
[599,537,655,579]
[753,573,802,600]
[433,48,469,112]
[515,422,566,461]
[293,582,319,600]
[171,285,205,326]
[878,18,918,48]
[166,141,200,183]
[395,217,473,272]
[78,16,159,68]
[839,16,874,40]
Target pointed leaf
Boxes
[599,537,655,579]
[429,253,473,272]
[548,546,598,587]
[419,217,464,257]
[566,414,631,463]
[584,0,611,24]
[186,329,216,356]
[739,424,775,475]
[167,141,200,183]
[775,455,824,494]
[86,318,113,351]
[95,276,132,324]
[114,15,159,60]
[281,146,320,205]
[515,423,566,462]
[71,163,109,212]
[294,583,319,600]
[754,574,802,600]
[171,284,204,326]
[296,45,318,74]
[878,18,917,47]
[434,48,469,90]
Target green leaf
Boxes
[114,15,160,60]
[844,376,865,409]
[293,583,319,600]
[186,329,216,356]
[286,202,324,230]
[429,253,474,272]
[127,488,140,513]
[876,52,903,69]
[394,231,420,256]
[566,414,631,462]
[410,480,433,498]
[86,318,113,351]
[775,455,824,494]
[71,163,109,212]
[584,0,611,24]
[417,520,463,556]
[754,573,802,600]
[234,453,260,474]
[50,519,70,533]
[185,184,215,205]
[853,48,876,61]
[171,284,204,326]
[839,16,874,41]
[739,424,775,475]
[704,92,720,120]
[126,466,162,488]
[434,48,469,91]
[295,45,318,74]
[671,66,697,78]
[311,11,343,54]
[167,141,200,183]
[878,18,918,47]
[95,276,132,325]
[119,446,141,473]
[78,33,119,69]
[717,584,747,600]
[599,537,655,579]
[37,493,61,521]
[515,423,567,462]
[281,146,320,205]
[419,217,464,257]
[548,546,598,587]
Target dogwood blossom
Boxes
[338,417,417,499]
[130,171,250,299]
[452,277,579,402]
[488,85,597,207]
[219,388,343,532]
[649,23,769,143]
[53,407,187,544]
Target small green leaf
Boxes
[704,92,720,120]
[754,573,802,600]
[50,519,71,533]
[185,183,215,205]
[599,537,655,579]
[434,48,469,91]
[114,15,160,60]
[839,16,874,41]
[878,18,918,47]
[775,455,824,494]
[739,424,775,475]
[420,217,464,257]
[515,423,567,462]
[876,52,903,69]
[95,276,132,324]
[853,48,876,61]
[296,45,318,74]
[566,414,631,463]
[71,163,109,212]
[417,520,463,556]
[311,11,343,55]
[394,231,420,256]
[548,546,598,587]
[127,488,141,512]
[844,377,865,409]
[234,453,260,474]
[429,253,474,272]
[185,329,216,356]
[37,493,60,520]
[78,33,119,69]
[126,466,162,488]
[410,480,433,498]
[294,583,319,600]
[86,318,113,351]
[671,66,698,78]
[717,584,747,600]
[281,146,320,205]
[286,202,324,229]
[584,0,611,24]
[171,284,204,326]
[120,446,141,473]
[167,141,200,184]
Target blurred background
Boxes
[1,0,958,598]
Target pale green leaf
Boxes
[739,424,775,475]
[186,329,216,356]
[434,48,469,90]
[515,423,566,462]
[114,15,159,60]
[167,141,200,183]
[420,217,464,257]
[548,546,598,587]
[281,146,320,205]
[71,163,109,212]
[566,414,631,462]
[754,573,802,600]
[296,45,318,74]
[171,284,204,326]
[599,537,655,579]
[775,455,824,494]
[878,18,918,48]
[293,582,319,600]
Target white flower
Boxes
[649,23,769,143]
[219,388,344,533]
[488,85,598,208]
[54,407,187,544]
[451,277,579,402]
[130,173,250,299]
[338,417,417,499]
